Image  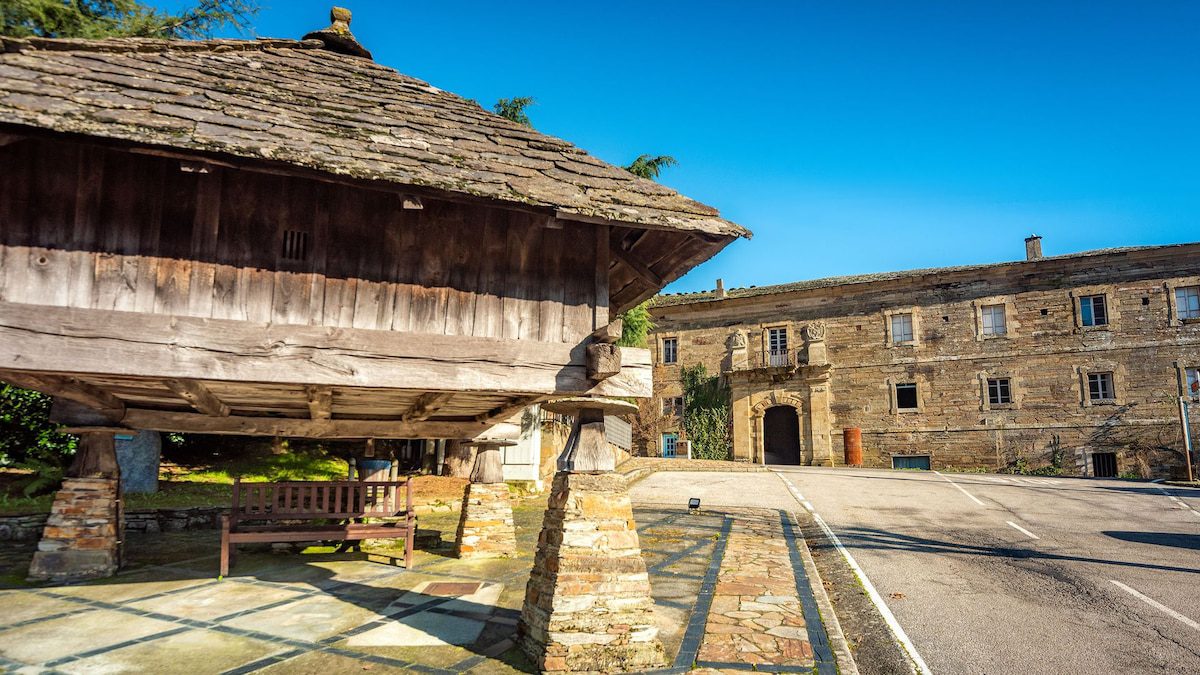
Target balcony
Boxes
[735,348,804,371]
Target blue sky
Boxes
[176,1,1199,293]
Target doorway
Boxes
[763,406,801,465]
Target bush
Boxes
[680,364,732,461]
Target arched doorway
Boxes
[763,406,801,465]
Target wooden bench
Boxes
[220,478,415,576]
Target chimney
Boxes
[715,278,726,298]
[303,7,373,60]
[1024,235,1043,261]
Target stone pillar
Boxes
[519,397,666,673]
[455,439,517,560]
[29,432,123,582]
[808,369,834,467]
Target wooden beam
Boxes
[611,247,664,288]
[475,396,544,425]
[164,378,230,417]
[591,319,623,344]
[0,302,653,398]
[305,385,333,421]
[401,392,453,422]
[119,408,499,439]
[0,371,125,421]
[587,343,621,381]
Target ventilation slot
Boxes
[282,230,310,262]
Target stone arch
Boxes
[751,391,806,418]
[751,391,806,465]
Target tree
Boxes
[625,154,678,180]
[1,0,257,40]
[616,302,654,348]
[493,96,535,127]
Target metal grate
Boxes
[282,229,310,261]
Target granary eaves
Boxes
[0,12,748,241]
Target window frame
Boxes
[1077,293,1110,328]
[1087,371,1115,402]
[980,304,1007,336]
[660,336,678,365]
[987,377,1012,406]
[893,381,919,412]
[1173,284,1200,322]
[662,396,684,417]
[1078,364,1122,407]
[884,308,919,348]
[1180,364,1200,401]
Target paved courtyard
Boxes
[0,490,838,674]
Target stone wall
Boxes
[28,478,122,581]
[648,246,1200,477]
[1,506,223,542]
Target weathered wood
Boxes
[0,371,125,421]
[557,408,614,473]
[164,378,231,417]
[119,408,503,439]
[441,439,474,478]
[0,302,652,398]
[475,396,545,424]
[612,247,663,288]
[587,343,622,381]
[305,385,333,421]
[67,432,120,478]
[402,392,454,422]
[591,319,623,344]
[468,443,506,484]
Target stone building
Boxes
[645,238,1200,478]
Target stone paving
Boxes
[0,497,837,674]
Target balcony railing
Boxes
[736,348,803,371]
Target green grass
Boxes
[0,450,350,516]
[169,451,349,484]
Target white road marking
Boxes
[1155,486,1200,518]
[1110,580,1200,631]
[934,471,986,506]
[1006,521,1040,540]
[774,472,933,675]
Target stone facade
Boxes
[28,478,122,581]
[519,471,666,672]
[454,482,517,559]
[647,242,1200,478]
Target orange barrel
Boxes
[843,428,863,466]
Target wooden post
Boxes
[67,432,120,478]
[545,398,637,473]
[469,441,507,484]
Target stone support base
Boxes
[518,471,665,672]
[28,477,122,582]
[454,482,516,559]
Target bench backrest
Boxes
[230,479,413,523]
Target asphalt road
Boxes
[775,466,1200,675]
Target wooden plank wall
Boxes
[0,138,603,344]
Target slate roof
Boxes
[651,243,1200,308]
[0,35,747,239]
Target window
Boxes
[981,304,1007,336]
[1177,286,1200,320]
[662,396,684,417]
[987,378,1012,405]
[281,230,310,262]
[1187,367,1199,400]
[895,382,918,410]
[661,433,678,458]
[1088,372,1115,402]
[661,337,678,364]
[891,313,914,344]
[768,327,789,366]
[1079,295,1108,327]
